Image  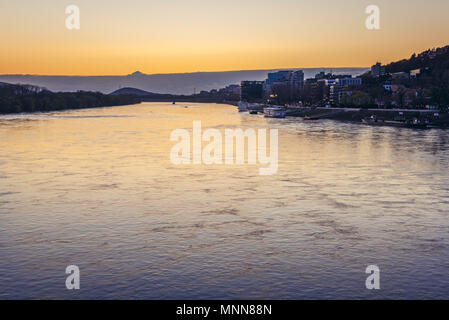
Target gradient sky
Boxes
[1,0,448,75]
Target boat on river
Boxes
[264,107,287,118]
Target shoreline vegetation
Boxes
[0,83,141,114]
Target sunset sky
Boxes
[1,0,448,75]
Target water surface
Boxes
[0,102,448,299]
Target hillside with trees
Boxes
[386,46,449,76]
[344,45,449,110]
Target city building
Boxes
[371,62,386,77]
[240,81,264,102]
[329,78,362,105]
[266,71,292,85]
[219,84,241,95]
[217,84,241,100]
[330,85,353,105]
[335,77,362,86]
[263,71,292,98]
[303,79,327,104]
[314,71,327,80]
[290,70,304,90]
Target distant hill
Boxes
[386,45,449,75]
[354,45,449,109]
[0,68,368,95]
[110,87,186,101]
[110,87,154,96]
[382,45,449,94]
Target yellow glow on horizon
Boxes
[1,0,448,75]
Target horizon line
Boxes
[0,66,370,77]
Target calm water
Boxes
[0,102,448,299]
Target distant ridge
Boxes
[0,68,368,95]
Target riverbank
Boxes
[246,105,448,128]
[297,107,447,127]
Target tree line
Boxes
[0,83,141,114]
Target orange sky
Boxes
[1,0,448,75]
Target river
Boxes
[0,102,448,299]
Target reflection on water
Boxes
[0,102,448,299]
